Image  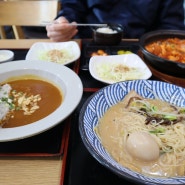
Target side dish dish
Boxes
[0,54,8,61]
[145,38,185,63]
[91,49,108,56]
[0,50,14,63]
[95,90,185,177]
[89,54,152,84]
[90,49,132,57]
[26,41,81,65]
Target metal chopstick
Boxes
[40,21,107,27]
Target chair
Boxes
[0,0,60,39]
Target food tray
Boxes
[80,40,140,70]
[0,119,69,157]
[79,40,185,89]
[79,40,141,90]
[62,92,138,185]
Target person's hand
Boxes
[46,16,78,42]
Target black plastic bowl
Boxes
[92,23,124,45]
[139,30,185,78]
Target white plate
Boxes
[0,50,14,63]
[89,54,152,84]
[0,60,83,142]
[26,41,81,65]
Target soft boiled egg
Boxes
[126,131,159,162]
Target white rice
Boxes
[0,84,12,120]
[96,27,118,34]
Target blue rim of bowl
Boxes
[79,79,185,185]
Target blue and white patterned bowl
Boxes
[79,80,185,185]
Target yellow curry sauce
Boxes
[2,78,62,128]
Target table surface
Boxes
[0,39,184,185]
[0,39,70,185]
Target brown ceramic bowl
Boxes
[92,23,124,45]
[139,30,185,78]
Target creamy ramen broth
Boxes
[95,90,185,177]
[1,76,62,128]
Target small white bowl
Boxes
[0,50,14,63]
[89,54,152,84]
[26,41,81,65]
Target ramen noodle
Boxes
[95,90,185,177]
[145,38,185,63]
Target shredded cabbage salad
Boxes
[38,48,74,64]
[96,63,144,82]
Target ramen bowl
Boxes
[0,60,83,141]
[92,23,123,45]
[139,30,185,78]
[79,80,185,185]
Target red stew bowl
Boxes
[139,30,185,78]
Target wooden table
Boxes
[0,39,51,48]
[0,39,74,185]
[1,38,185,185]
[0,156,62,185]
